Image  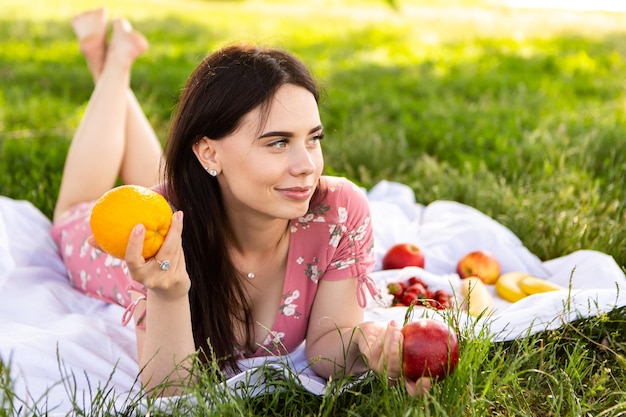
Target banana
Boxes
[495,271,530,303]
[518,276,563,295]
[460,277,493,317]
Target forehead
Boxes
[239,84,321,135]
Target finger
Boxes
[382,324,403,377]
[372,323,400,374]
[148,211,191,297]
[154,211,183,256]
[125,223,146,268]
[153,211,184,269]
[86,235,103,251]
[404,377,431,397]
[167,218,187,275]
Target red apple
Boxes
[456,250,501,285]
[401,319,459,381]
[382,243,425,270]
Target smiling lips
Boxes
[276,186,313,201]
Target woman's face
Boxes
[200,84,324,221]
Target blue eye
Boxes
[310,133,325,144]
[270,139,288,149]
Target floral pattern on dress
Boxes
[261,330,287,354]
[79,239,91,258]
[52,176,376,358]
[300,257,321,283]
[51,201,134,308]
[330,215,372,271]
[279,290,302,319]
[292,202,330,231]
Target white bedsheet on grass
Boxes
[0,180,624,414]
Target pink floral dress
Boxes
[50,176,378,358]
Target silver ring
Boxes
[156,260,170,271]
[387,376,399,382]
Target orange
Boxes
[89,185,173,259]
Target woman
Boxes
[52,9,429,397]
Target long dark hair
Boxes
[164,44,320,372]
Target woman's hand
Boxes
[356,320,403,379]
[404,376,431,396]
[356,320,432,396]
[122,210,196,393]
[124,210,190,300]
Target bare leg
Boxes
[71,7,108,82]
[73,9,162,190]
[53,18,149,222]
[120,87,164,188]
[73,9,163,189]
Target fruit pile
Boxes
[382,243,565,317]
[387,276,453,310]
[454,250,565,309]
[495,271,564,302]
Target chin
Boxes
[276,200,312,221]
[289,204,313,220]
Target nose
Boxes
[290,143,318,176]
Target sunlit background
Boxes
[505,0,626,12]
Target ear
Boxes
[192,137,221,172]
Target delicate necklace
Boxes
[239,227,289,280]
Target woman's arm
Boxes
[305,277,403,379]
[125,211,197,396]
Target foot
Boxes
[104,18,149,71]
[71,8,108,81]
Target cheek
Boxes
[238,159,280,188]
[315,150,325,172]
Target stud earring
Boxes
[208,168,218,177]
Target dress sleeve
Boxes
[319,179,381,308]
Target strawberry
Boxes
[388,277,453,309]
[401,292,419,306]
[433,290,452,310]
[408,276,425,286]
[387,282,406,298]
[406,283,428,297]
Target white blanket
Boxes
[1,180,624,413]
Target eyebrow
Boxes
[258,125,323,139]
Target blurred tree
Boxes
[385,0,399,9]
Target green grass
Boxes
[1,0,625,415]
[1,306,624,416]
